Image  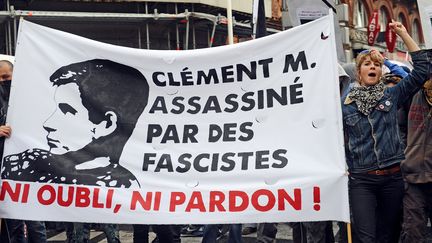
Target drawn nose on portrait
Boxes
[43,125,56,133]
[42,111,59,134]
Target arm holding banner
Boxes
[0,126,11,138]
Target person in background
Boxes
[0,59,47,243]
[0,58,12,243]
[400,76,432,242]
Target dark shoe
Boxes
[241,226,257,235]
[181,225,204,237]
[190,226,204,237]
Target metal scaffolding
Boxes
[0,1,279,55]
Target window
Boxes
[397,13,407,28]
[354,0,367,28]
[395,13,408,45]
[412,19,421,44]
[379,7,389,32]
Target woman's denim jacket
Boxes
[342,50,430,173]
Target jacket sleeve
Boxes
[384,59,409,78]
[392,50,431,108]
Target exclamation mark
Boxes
[313,186,320,211]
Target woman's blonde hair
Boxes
[355,50,384,71]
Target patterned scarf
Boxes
[347,81,386,116]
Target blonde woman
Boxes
[342,21,430,242]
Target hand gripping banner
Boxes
[0,14,349,224]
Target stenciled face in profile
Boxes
[43,83,97,155]
[358,56,383,87]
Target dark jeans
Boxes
[66,223,119,243]
[289,223,307,243]
[257,223,277,243]
[401,182,432,243]
[133,224,174,243]
[1,219,10,243]
[5,220,46,243]
[65,223,91,243]
[257,222,334,243]
[349,172,404,243]
[98,224,120,243]
[171,225,182,243]
[336,222,348,243]
[5,219,24,243]
[303,221,334,243]
[258,223,307,243]
[202,224,242,243]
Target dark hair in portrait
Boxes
[48,59,149,164]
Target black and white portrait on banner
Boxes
[1,59,149,188]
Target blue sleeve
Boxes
[384,59,409,78]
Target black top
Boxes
[1,148,139,188]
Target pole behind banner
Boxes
[347,223,352,243]
[227,0,234,44]
[252,0,259,39]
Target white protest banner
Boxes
[0,14,349,224]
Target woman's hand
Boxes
[389,19,420,52]
[369,49,384,59]
[0,125,11,138]
[389,20,408,36]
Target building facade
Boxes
[271,0,424,62]
[344,0,423,61]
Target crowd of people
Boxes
[0,19,431,243]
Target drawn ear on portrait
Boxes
[92,111,117,139]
